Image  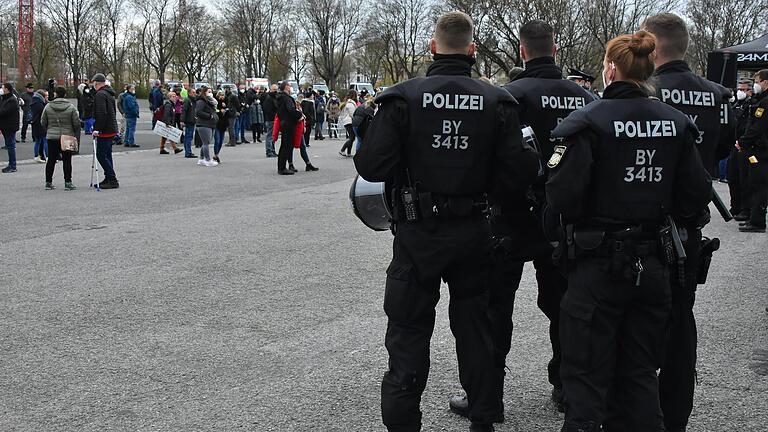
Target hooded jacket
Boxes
[29,92,47,137]
[41,98,81,139]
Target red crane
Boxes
[18,0,34,81]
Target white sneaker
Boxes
[206,160,219,167]
[197,159,205,165]
[34,156,44,163]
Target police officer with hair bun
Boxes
[546,30,711,432]
[354,10,539,432]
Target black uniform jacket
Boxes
[739,92,768,158]
[547,81,712,225]
[354,54,539,198]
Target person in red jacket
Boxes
[273,100,319,172]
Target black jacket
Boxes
[225,91,240,118]
[194,96,218,128]
[182,97,196,124]
[351,105,374,128]
[93,86,118,134]
[80,87,95,118]
[739,92,768,155]
[301,99,316,127]
[262,91,278,121]
[276,92,302,132]
[0,93,20,132]
[162,99,176,125]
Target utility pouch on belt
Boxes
[697,237,720,285]
[573,230,605,252]
[659,225,676,266]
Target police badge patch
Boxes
[548,145,567,168]
[756,108,764,118]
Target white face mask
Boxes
[754,82,764,95]
[602,62,615,88]
[737,90,748,101]
[0,88,4,96]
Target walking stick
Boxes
[90,134,100,191]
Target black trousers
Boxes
[727,148,751,215]
[45,138,72,183]
[488,216,566,394]
[560,255,670,432]
[659,228,702,432]
[747,160,768,227]
[21,121,29,140]
[303,123,312,146]
[340,125,355,154]
[277,127,294,171]
[381,218,501,431]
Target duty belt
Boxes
[569,228,659,259]
[395,191,487,221]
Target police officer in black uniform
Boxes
[737,69,768,232]
[447,19,596,418]
[546,30,712,432]
[642,14,736,431]
[729,80,754,220]
[354,11,539,432]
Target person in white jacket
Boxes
[338,89,358,157]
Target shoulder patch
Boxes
[756,108,764,118]
[548,145,567,168]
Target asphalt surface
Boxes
[0,134,766,431]
[2,99,177,163]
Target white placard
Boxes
[153,121,182,142]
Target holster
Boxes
[697,237,720,285]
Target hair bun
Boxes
[629,30,656,57]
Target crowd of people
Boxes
[0,74,381,184]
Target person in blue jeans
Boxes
[122,85,140,147]
[181,88,197,157]
[30,89,49,162]
[91,73,119,188]
[0,82,20,173]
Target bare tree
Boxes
[90,0,130,87]
[41,0,96,84]
[136,0,181,83]
[30,19,61,84]
[377,0,433,80]
[686,0,768,74]
[226,0,284,78]
[175,2,224,84]
[303,0,363,89]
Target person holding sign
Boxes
[159,91,182,155]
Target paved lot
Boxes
[0,137,766,431]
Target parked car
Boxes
[219,83,237,93]
[313,83,329,94]
[166,80,183,91]
[349,82,375,95]
[193,82,211,90]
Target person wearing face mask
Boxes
[736,69,768,233]
[355,11,540,432]
[122,85,140,148]
[194,86,219,167]
[642,15,738,431]
[236,85,251,144]
[546,30,711,432]
[728,80,755,220]
[446,20,597,418]
[224,86,240,147]
[0,82,20,173]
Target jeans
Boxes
[264,121,275,155]
[34,136,48,158]
[315,121,324,138]
[125,117,137,145]
[214,129,224,155]
[227,117,237,145]
[3,130,16,168]
[84,117,95,134]
[288,137,310,165]
[353,126,362,152]
[239,111,250,141]
[718,157,728,180]
[184,124,196,156]
[96,136,117,181]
